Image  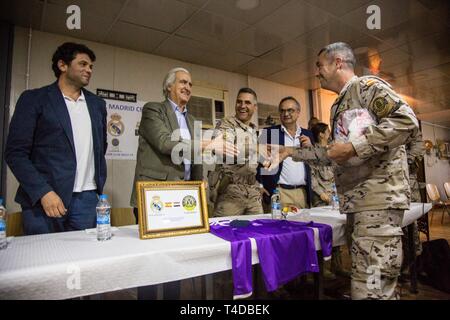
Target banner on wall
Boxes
[105,98,144,160]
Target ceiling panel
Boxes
[3,0,450,127]
[259,41,316,68]
[105,21,170,53]
[340,0,428,36]
[266,60,315,85]
[436,62,450,77]
[416,0,450,25]
[365,47,411,70]
[228,26,284,57]
[46,0,125,21]
[175,9,249,51]
[203,0,291,26]
[120,0,197,33]
[287,18,367,53]
[374,11,449,50]
[291,76,320,90]
[155,35,253,71]
[177,0,209,7]
[303,0,373,17]
[397,32,450,59]
[43,3,117,42]
[0,0,43,29]
[254,0,331,43]
[237,58,285,78]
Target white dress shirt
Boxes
[169,99,191,180]
[63,91,97,192]
[278,125,306,186]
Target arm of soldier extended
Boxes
[406,130,425,173]
[351,81,420,160]
[407,130,425,163]
[267,144,332,171]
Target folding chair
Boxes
[426,183,450,224]
[444,182,450,199]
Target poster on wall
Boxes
[105,98,144,160]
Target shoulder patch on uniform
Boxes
[372,96,395,118]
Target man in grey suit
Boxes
[130,67,201,213]
[130,67,236,299]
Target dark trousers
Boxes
[133,207,181,299]
[22,190,98,235]
[137,281,181,300]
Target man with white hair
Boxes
[130,67,236,299]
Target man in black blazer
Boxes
[5,42,107,235]
[257,96,314,211]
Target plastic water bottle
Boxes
[331,184,339,210]
[271,189,281,220]
[0,197,7,250]
[96,194,111,241]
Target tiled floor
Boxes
[99,209,450,300]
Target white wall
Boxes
[248,76,310,128]
[421,122,450,199]
[313,88,337,126]
[5,27,309,212]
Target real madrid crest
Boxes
[108,113,125,136]
[150,196,163,214]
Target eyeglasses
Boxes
[279,109,297,115]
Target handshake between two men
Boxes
[202,133,357,169]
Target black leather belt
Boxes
[278,184,306,190]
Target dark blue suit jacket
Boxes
[5,82,107,209]
[257,124,314,207]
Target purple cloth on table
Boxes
[209,219,333,298]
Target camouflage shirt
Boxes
[311,165,334,199]
[291,75,420,213]
[406,130,425,202]
[214,116,259,185]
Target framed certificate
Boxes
[136,180,210,239]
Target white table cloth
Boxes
[0,203,431,299]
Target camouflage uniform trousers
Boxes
[279,187,308,209]
[347,210,404,300]
[213,183,263,217]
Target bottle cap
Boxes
[100,194,108,200]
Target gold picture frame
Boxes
[136,180,210,239]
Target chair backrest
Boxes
[444,182,450,199]
[426,183,441,202]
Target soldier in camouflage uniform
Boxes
[401,132,425,274]
[269,42,419,299]
[310,123,334,207]
[210,87,264,217]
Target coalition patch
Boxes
[182,195,197,212]
[372,96,394,118]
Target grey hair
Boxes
[318,42,356,69]
[162,67,191,99]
